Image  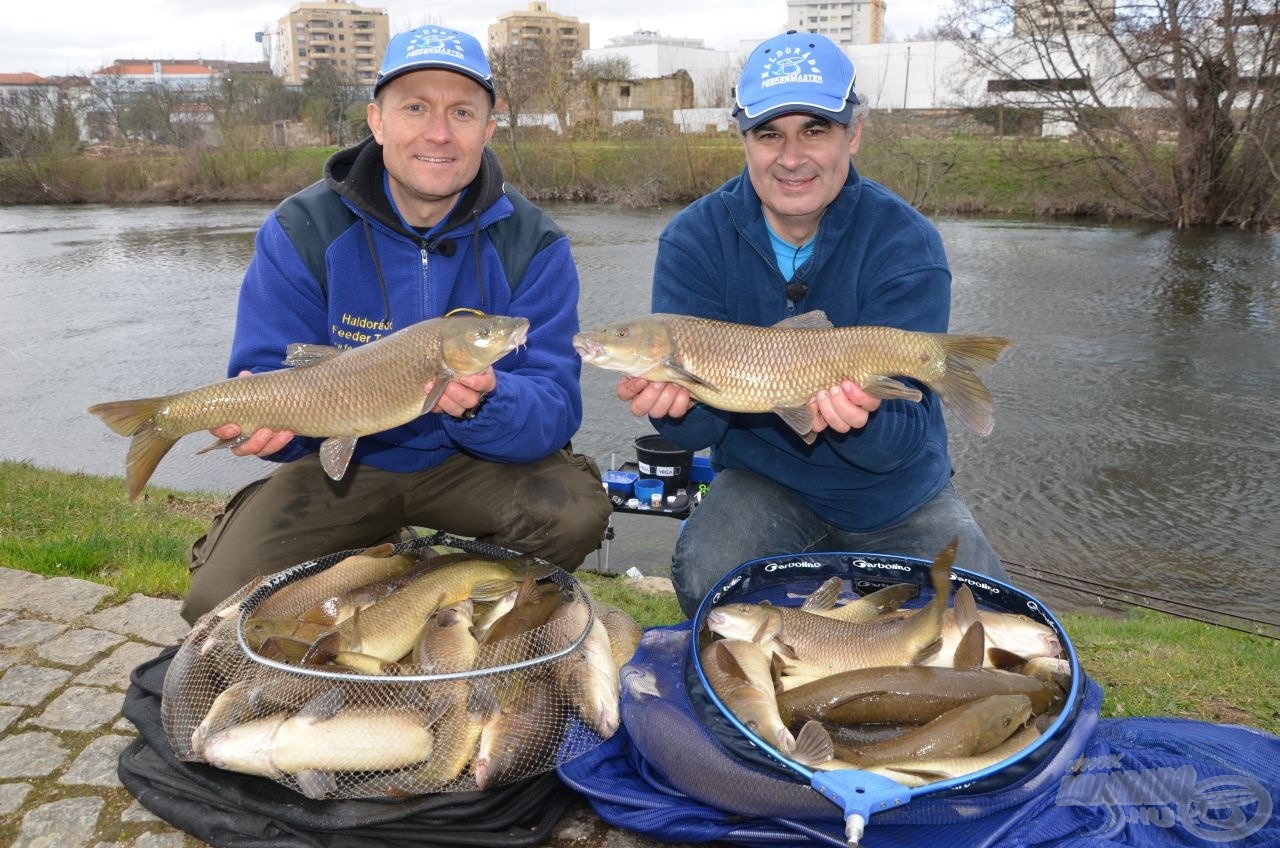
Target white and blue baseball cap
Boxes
[375,25,495,101]
[734,30,859,132]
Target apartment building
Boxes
[272,0,391,87]
[488,2,590,67]
[1014,0,1116,35]
[785,0,886,46]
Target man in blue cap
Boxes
[181,25,612,623]
[615,31,1009,616]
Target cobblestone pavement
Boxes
[0,567,683,848]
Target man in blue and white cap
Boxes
[181,25,612,623]
[615,31,1009,616]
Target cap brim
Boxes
[736,97,856,132]
[374,64,495,100]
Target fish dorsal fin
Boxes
[300,630,343,666]
[296,686,345,723]
[319,436,358,480]
[773,405,817,444]
[952,584,980,632]
[862,375,925,402]
[284,343,343,367]
[800,576,843,612]
[864,583,920,615]
[953,620,986,670]
[773,310,832,330]
[790,720,835,766]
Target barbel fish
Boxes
[573,311,1011,441]
[89,313,529,500]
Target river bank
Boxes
[0,127,1133,221]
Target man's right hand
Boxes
[617,376,694,419]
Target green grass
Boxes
[1,459,1276,734]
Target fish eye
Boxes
[613,328,628,338]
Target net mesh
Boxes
[161,533,627,800]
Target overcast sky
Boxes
[5,0,943,77]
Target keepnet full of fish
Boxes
[161,536,640,800]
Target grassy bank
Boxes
[0,128,1121,219]
[1,459,1275,733]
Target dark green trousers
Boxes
[181,449,612,624]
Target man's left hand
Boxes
[808,379,881,435]
[429,368,497,418]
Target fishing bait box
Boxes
[161,532,616,801]
[688,549,1083,839]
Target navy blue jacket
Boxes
[228,136,584,471]
[650,164,955,532]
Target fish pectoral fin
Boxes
[910,636,943,666]
[319,436,358,480]
[301,630,343,666]
[987,647,1029,670]
[773,406,816,444]
[863,375,924,402]
[772,310,833,330]
[421,374,452,414]
[194,434,248,455]
[660,360,719,392]
[283,343,343,367]
[789,720,834,767]
[294,769,337,800]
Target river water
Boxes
[0,202,1276,624]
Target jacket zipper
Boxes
[419,242,430,315]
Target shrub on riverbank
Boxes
[0,127,1161,221]
[1,459,1276,732]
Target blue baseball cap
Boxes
[734,31,859,132]
[375,25,495,101]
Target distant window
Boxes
[620,84,631,96]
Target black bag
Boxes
[118,645,578,848]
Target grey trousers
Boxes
[181,448,613,624]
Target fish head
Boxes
[439,314,530,374]
[199,712,290,777]
[980,612,1063,660]
[705,603,781,644]
[572,315,675,378]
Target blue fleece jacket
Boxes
[228,137,584,471]
[650,163,955,532]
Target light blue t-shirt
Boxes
[765,221,814,282]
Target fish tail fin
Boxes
[931,335,1012,436]
[88,397,179,502]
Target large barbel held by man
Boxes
[573,310,1011,442]
[88,313,529,501]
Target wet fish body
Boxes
[89,313,530,500]
[573,311,1011,441]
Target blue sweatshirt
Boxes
[228,137,584,470]
[650,164,955,532]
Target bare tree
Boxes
[943,0,1280,228]
[488,44,553,182]
[302,62,367,146]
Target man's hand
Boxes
[210,370,295,457]
[617,376,694,419]
[428,368,497,419]
[807,380,882,436]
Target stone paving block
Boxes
[0,609,16,626]
[0,618,69,649]
[0,780,32,815]
[0,664,72,706]
[39,627,127,666]
[0,569,48,608]
[59,734,133,787]
[75,641,164,690]
[12,794,103,848]
[0,703,24,733]
[122,798,161,823]
[29,685,123,732]
[0,730,69,777]
[85,595,190,646]
[10,576,113,621]
[134,832,189,848]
